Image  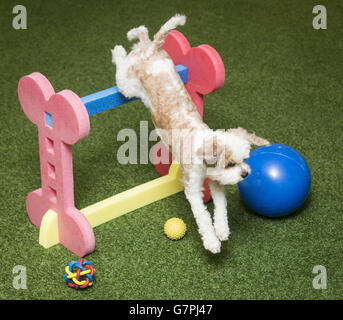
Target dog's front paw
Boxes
[203,236,221,254]
[214,223,230,241]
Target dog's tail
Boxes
[153,14,186,50]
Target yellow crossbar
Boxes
[39,163,184,248]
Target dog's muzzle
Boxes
[241,170,249,178]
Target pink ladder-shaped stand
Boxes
[18,31,225,257]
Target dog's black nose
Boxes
[241,171,249,178]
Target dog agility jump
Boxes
[18,30,225,257]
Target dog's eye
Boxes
[225,162,235,168]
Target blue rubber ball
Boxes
[238,144,311,217]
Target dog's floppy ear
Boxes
[227,127,270,146]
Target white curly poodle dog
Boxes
[112,15,270,253]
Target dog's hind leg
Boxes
[209,180,230,241]
[127,26,151,44]
[111,45,127,65]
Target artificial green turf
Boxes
[0,0,342,299]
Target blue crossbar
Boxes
[81,64,188,116]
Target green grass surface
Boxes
[1,0,342,299]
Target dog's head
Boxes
[201,131,251,185]
[200,128,270,185]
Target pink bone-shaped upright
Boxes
[153,30,226,202]
[18,73,95,257]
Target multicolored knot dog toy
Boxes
[64,259,95,289]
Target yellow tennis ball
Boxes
[164,218,187,240]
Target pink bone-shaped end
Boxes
[18,73,95,257]
[18,72,90,144]
[162,30,225,109]
[154,31,226,202]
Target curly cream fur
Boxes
[111,15,270,254]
